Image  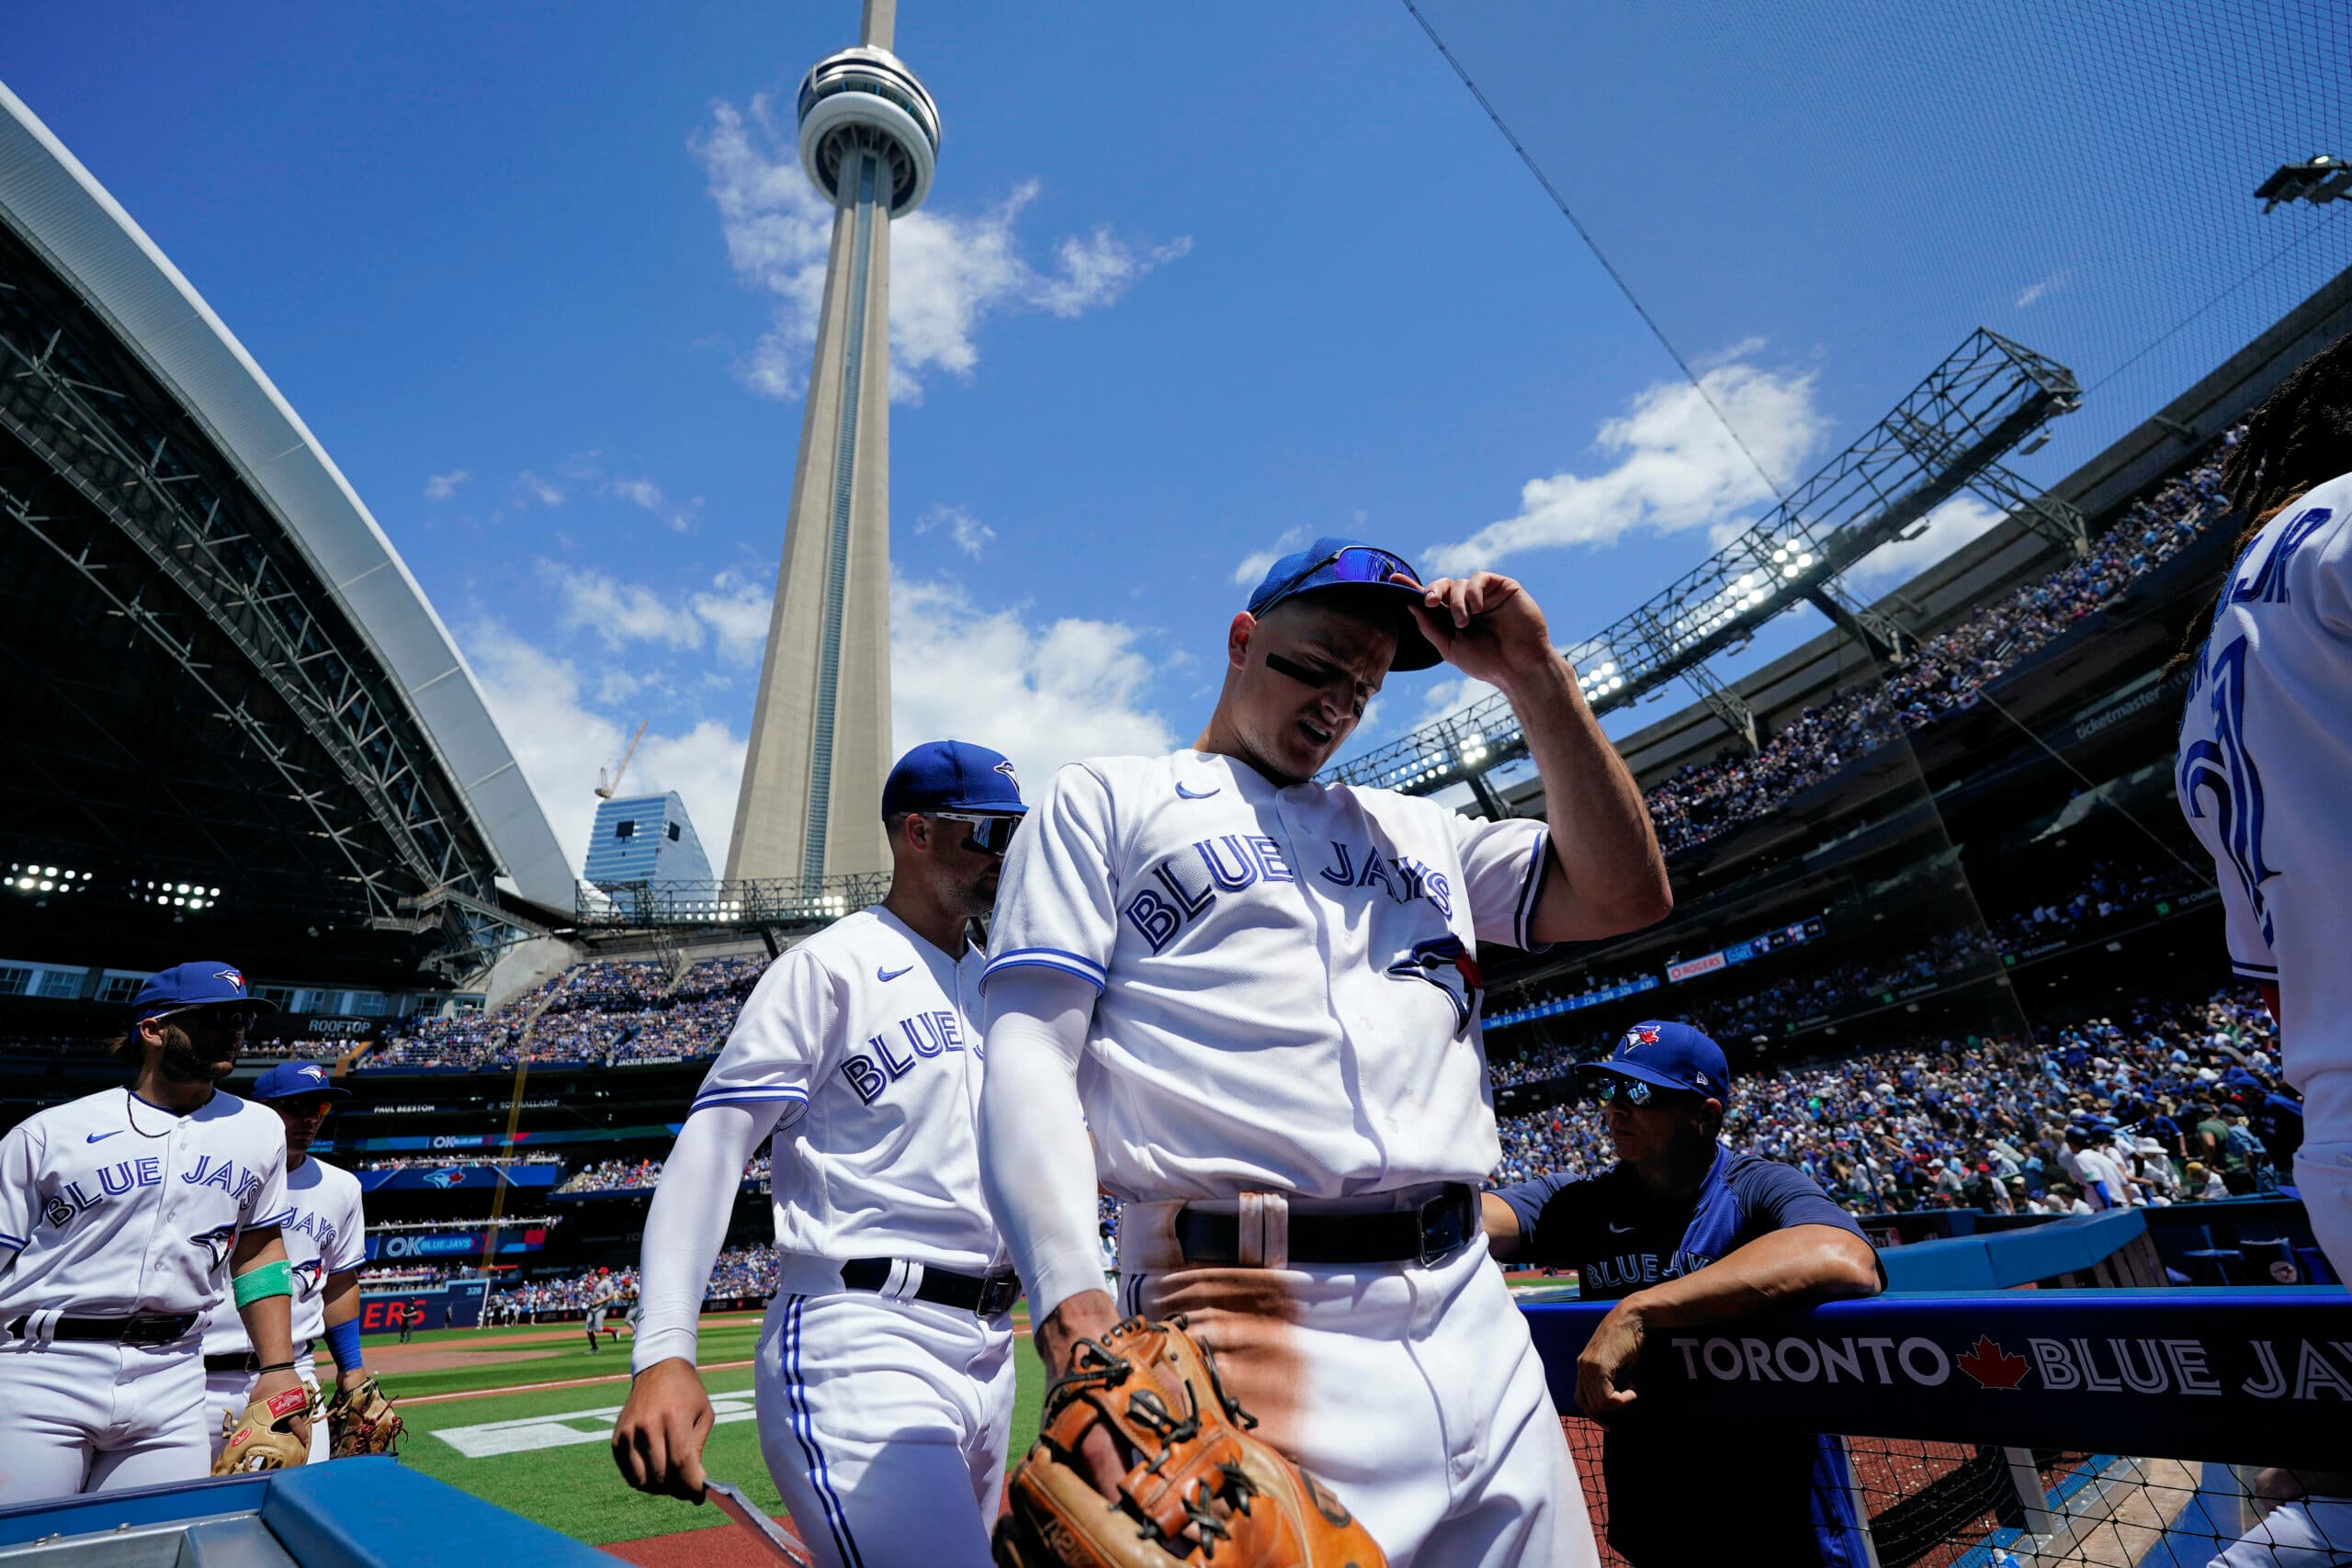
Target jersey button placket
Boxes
[1276,789,1392,1188]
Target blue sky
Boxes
[6,1,2343,873]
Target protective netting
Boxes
[1563,1418,2351,1567]
[1411,0,2352,488]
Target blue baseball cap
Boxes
[881,740,1028,818]
[1586,1021,1730,1101]
[1244,536,1442,671]
[130,961,276,1023]
[252,1061,349,1101]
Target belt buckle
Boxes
[974,1274,1019,1320]
[1415,1190,1467,1267]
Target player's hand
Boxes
[252,1367,313,1453]
[1393,570,1559,688]
[612,1357,713,1503]
[1575,1299,1647,1422]
[1033,1290,1127,1502]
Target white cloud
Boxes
[890,577,1175,791]
[464,620,749,876]
[537,561,775,664]
[915,503,997,558]
[694,96,1189,404]
[1426,358,1829,576]
[606,476,702,534]
[2015,267,2074,310]
[513,471,567,508]
[1840,493,2009,595]
[424,469,469,502]
[1231,525,1310,588]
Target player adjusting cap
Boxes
[1245,536,1442,671]
[1584,1021,1730,1100]
[251,1060,350,1101]
[131,961,277,1023]
[881,740,1028,818]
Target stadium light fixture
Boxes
[2255,153,2350,212]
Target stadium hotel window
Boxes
[0,965,29,997]
[38,968,84,999]
[256,986,296,1010]
[615,820,637,840]
[97,972,149,1003]
[351,993,390,1017]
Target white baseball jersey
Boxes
[2176,473,2352,1135]
[196,1155,363,1358]
[0,1088,290,1319]
[688,906,1004,1274]
[982,750,1552,1201]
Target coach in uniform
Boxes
[612,740,1025,1568]
[978,539,1672,1565]
[0,963,306,1501]
[197,1061,369,1465]
[1485,1022,1883,1567]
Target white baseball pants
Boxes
[753,1283,1014,1568]
[1120,1225,1600,1568]
[0,1337,209,1503]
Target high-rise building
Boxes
[584,793,714,890]
[726,0,938,883]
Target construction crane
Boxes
[594,720,648,800]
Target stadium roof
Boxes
[0,84,570,969]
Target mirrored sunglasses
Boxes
[929,811,1022,855]
[1596,1077,1691,1108]
[1266,545,1416,604]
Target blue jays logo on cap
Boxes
[1588,1020,1729,1100]
[882,740,1029,818]
[252,1061,350,1102]
[132,960,279,1023]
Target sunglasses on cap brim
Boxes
[926,811,1022,855]
[1593,1077,1702,1108]
[1263,545,1418,605]
[147,1003,260,1030]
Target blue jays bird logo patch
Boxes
[192,1222,240,1273]
[1385,935,1484,1035]
[292,1258,326,1298]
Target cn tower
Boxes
[726,0,939,882]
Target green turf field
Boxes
[384,1314,1049,1549]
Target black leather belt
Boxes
[1171,1184,1479,1267]
[205,1340,317,1374]
[6,1312,197,1346]
[839,1258,1021,1318]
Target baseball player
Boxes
[1484,1023,1883,1567]
[977,537,1673,1565]
[612,740,1026,1568]
[0,963,306,1501]
[585,1268,618,1352]
[2174,331,2352,1286]
[197,1061,369,1465]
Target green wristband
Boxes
[232,1258,293,1307]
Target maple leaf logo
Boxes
[1956,1335,2030,1390]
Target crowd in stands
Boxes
[353,1152,563,1172]
[556,1154,771,1194]
[357,1265,455,1289]
[1485,855,2209,1089]
[483,1245,778,1322]
[362,953,770,1073]
[1493,987,2300,1220]
[1642,434,2234,856]
[240,1036,362,1061]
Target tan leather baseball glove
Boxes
[324,1374,405,1459]
[993,1315,1385,1568]
[211,1385,314,1474]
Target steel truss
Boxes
[577,873,898,933]
[0,232,516,973]
[1328,329,2083,795]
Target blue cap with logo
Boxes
[130,962,276,1024]
[1586,1021,1730,1101]
[881,740,1028,818]
[252,1060,349,1101]
[1244,536,1442,671]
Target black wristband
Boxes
[254,1360,298,1374]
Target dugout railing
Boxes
[1523,1289,2351,1567]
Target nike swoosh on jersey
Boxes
[876,964,914,982]
[1606,1221,1634,1234]
[85,1130,123,1144]
[1174,783,1221,799]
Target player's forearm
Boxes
[978,970,1104,1325]
[230,1233,298,1365]
[1501,655,1671,942]
[1615,1224,1880,1332]
[631,1106,766,1372]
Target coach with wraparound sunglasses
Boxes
[1483,1021,1885,1568]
